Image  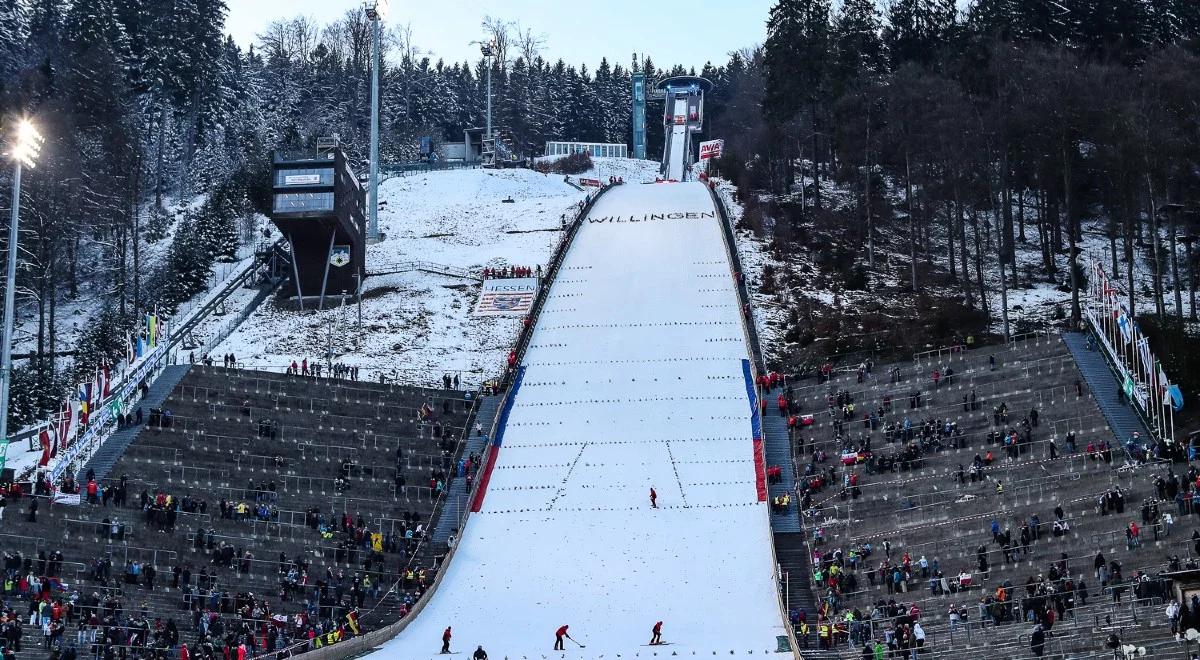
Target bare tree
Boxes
[480,15,512,68]
[513,23,546,65]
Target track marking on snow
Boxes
[546,441,589,510]
[481,502,762,514]
[664,440,690,508]
[523,357,736,366]
[515,395,744,406]
[501,436,752,449]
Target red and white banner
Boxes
[474,278,538,317]
[698,139,724,160]
[578,178,601,188]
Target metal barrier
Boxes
[913,344,967,365]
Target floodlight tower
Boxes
[480,41,495,139]
[365,0,389,242]
[1,119,42,447]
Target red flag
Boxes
[38,428,52,466]
[102,364,111,398]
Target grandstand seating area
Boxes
[779,334,1189,659]
[0,366,480,660]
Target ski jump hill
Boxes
[370,180,791,658]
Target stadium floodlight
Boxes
[10,120,42,169]
[365,0,389,20]
[0,118,43,448]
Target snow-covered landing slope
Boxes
[374,182,788,659]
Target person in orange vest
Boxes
[650,488,658,508]
[441,626,452,653]
[650,621,663,645]
[777,393,788,417]
[554,625,571,650]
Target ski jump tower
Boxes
[658,75,711,181]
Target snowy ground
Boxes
[717,180,786,361]
[212,160,661,387]
[373,181,787,659]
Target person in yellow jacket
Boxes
[798,621,810,648]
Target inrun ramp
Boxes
[374,182,788,658]
[665,96,689,180]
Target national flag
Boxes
[38,428,52,466]
[79,383,92,426]
[1117,313,1132,344]
[56,400,73,456]
[148,308,158,347]
[1136,338,1152,374]
[125,332,135,364]
[1167,384,1184,412]
[136,336,146,358]
[102,364,111,398]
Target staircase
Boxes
[1061,332,1151,446]
[761,386,801,534]
[761,386,826,652]
[81,364,192,481]
[432,393,504,545]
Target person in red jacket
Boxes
[650,488,658,508]
[650,621,663,645]
[442,626,452,653]
[180,644,190,660]
[777,394,788,417]
[554,625,570,650]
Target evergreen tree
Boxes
[884,0,958,69]
[763,0,831,124]
[831,0,886,92]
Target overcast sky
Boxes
[224,0,773,69]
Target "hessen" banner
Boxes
[474,278,538,316]
[698,139,724,160]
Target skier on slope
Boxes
[554,625,572,650]
[650,487,658,508]
[441,626,452,654]
[650,621,663,645]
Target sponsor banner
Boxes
[52,491,81,506]
[284,174,322,186]
[699,139,724,160]
[578,177,601,188]
[474,278,537,317]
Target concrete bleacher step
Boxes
[83,364,192,482]
[784,333,1176,653]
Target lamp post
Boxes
[1,119,42,451]
[365,0,389,242]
